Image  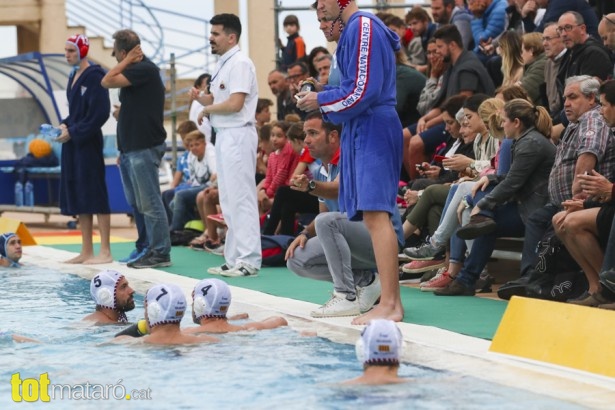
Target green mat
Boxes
[51,242,508,340]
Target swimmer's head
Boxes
[0,232,22,266]
[145,284,186,328]
[90,270,135,316]
[192,278,231,323]
[355,319,403,367]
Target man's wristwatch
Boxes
[307,180,316,192]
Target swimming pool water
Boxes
[0,268,586,409]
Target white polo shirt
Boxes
[210,45,258,129]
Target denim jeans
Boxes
[169,185,203,231]
[119,144,171,256]
[456,202,525,288]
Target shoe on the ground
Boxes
[456,215,497,240]
[475,271,495,293]
[420,270,453,291]
[398,253,412,263]
[207,263,232,275]
[310,292,361,318]
[402,259,446,274]
[221,263,259,278]
[127,250,171,269]
[119,248,147,264]
[420,269,440,284]
[403,240,446,261]
[434,279,476,296]
[600,269,615,290]
[399,270,423,283]
[598,302,615,310]
[567,290,611,307]
[356,275,381,313]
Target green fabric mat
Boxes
[51,242,508,340]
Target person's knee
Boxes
[287,257,308,278]
[408,135,424,154]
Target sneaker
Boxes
[399,270,423,283]
[420,270,454,291]
[127,250,171,269]
[420,269,440,284]
[356,275,381,313]
[398,253,412,263]
[402,259,446,273]
[118,248,147,264]
[456,215,497,240]
[434,279,476,296]
[310,292,361,318]
[598,302,615,310]
[403,240,446,261]
[567,290,611,307]
[210,244,225,256]
[475,271,495,293]
[207,263,232,275]
[221,263,259,278]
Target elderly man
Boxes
[598,13,615,78]
[267,69,301,120]
[524,0,600,37]
[541,23,567,121]
[517,76,615,285]
[0,232,22,267]
[552,80,615,308]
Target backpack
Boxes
[261,235,294,267]
[498,225,587,302]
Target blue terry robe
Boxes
[60,64,111,215]
[317,11,403,221]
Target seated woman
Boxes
[256,121,300,214]
[553,169,615,307]
[435,98,556,296]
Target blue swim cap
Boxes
[0,232,16,259]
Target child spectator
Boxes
[280,14,306,70]
[257,121,299,214]
[162,120,198,223]
[256,124,273,183]
[256,98,273,130]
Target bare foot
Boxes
[64,254,91,264]
[351,304,404,325]
[83,255,114,265]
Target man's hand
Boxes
[561,199,584,214]
[442,154,473,172]
[578,170,613,202]
[112,104,121,120]
[56,124,71,143]
[423,164,441,179]
[521,0,537,18]
[404,190,420,207]
[126,44,144,64]
[295,91,319,112]
[290,174,310,192]
[430,55,445,78]
[285,234,308,260]
[197,108,209,126]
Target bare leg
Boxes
[84,213,113,264]
[204,188,220,243]
[554,209,603,293]
[447,260,462,277]
[402,128,412,178]
[408,135,427,181]
[64,214,94,263]
[352,211,404,324]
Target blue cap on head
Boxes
[0,232,16,258]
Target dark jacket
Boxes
[559,37,613,83]
[477,127,556,223]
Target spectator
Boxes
[405,6,438,73]
[255,98,273,130]
[101,29,171,269]
[384,14,417,63]
[287,61,310,92]
[60,33,113,265]
[268,69,301,120]
[520,32,547,105]
[498,30,524,87]
[541,23,567,120]
[188,73,213,143]
[430,0,474,50]
[314,54,332,84]
[526,0,600,38]
[306,46,329,78]
[469,0,508,62]
[394,48,427,128]
[280,14,306,70]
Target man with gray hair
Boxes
[541,23,567,121]
[517,75,615,281]
[598,13,615,78]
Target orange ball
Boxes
[29,138,52,158]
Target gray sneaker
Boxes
[403,240,446,261]
[127,251,171,269]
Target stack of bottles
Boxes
[14,180,34,207]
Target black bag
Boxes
[261,235,294,267]
[170,229,202,246]
[498,226,587,301]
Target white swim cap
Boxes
[193,278,231,321]
[355,319,403,365]
[146,284,186,328]
[90,270,124,310]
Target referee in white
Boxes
[193,13,261,277]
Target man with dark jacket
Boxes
[526,0,600,38]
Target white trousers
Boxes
[215,125,262,268]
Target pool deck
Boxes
[24,244,615,409]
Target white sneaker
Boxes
[221,263,259,278]
[210,243,225,256]
[356,274,381,313]
[310,292,360,318]
[207,263,231,275]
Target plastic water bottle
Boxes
[24,181,34,207]
[39,124,61,139]
[14,181,23,207]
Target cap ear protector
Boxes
[66,34,90,60]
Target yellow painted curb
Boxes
[490,296,615,378]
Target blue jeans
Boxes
[119,144,171,256]
[169,185,203,231]
[456,202,525,288]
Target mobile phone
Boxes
[294,94,301,101]
[433,155,447,163]
[415,164,427,171]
